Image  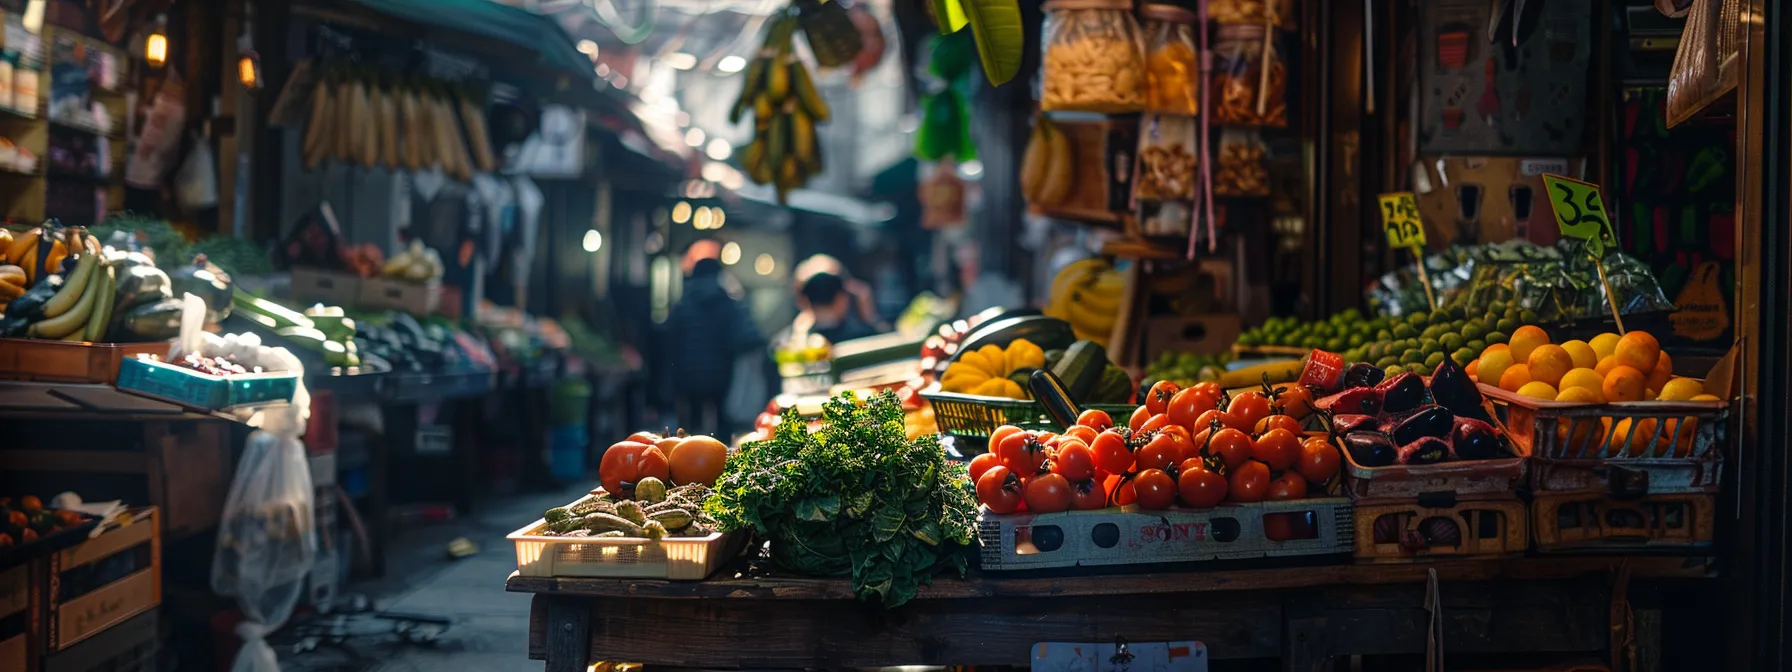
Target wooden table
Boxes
[507,555,1715,672]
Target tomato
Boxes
[1177,462,1228,509]
[667,435,728,486]
[977,466,1026,513]
[988,425,1025,451]
[968,453,1002,483]
[1297,437,1342,484]
[1064,424,1099,445]
[1267,471,1309,501]
[995,431,1048,474]
[1274,383,1317,419]
[1025,473,1073,513]
[1190,381,1224,398]
[1227,461,1271,502]
[1136,430,1189,472]
[625,431,663,445]
[1254,414,1303,437]
[1091,429,1135,475]
[1109,474,1138,506]
[1076,409,1114,432]
[1207,427,1254,469]
[1037,432,1061,449]
[1226,391,1273,432]
[1053,439,1097,481]
[1167,387,1221,430]
[1139,413,1173,434]
[1128,405,1152,432]
[1133,469,1178,510]
[1250,428,1302,471]
[1070,478,1109,510]
[1144,381,1182,415]
[600,441,671,497]
[1192,408,1229,434]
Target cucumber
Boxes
[1051,340,1109,403]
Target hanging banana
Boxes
[728,14,826,203]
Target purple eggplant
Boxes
[1343,362,1386,389]
[1429,358,1490,421]
[1397,436,1453,465]
[1451,417,1509,460]
[1344,431,1398,467]
[1326,386,1385,416]
[1376,372,1428,413]
[1390,404,1456,447]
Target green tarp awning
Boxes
[352,0,594,78]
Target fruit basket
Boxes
[1339,434,1530,501]
[508,494,745,581]
[977,498,1354,571]
[1479,383,1726,495]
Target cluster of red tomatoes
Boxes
[969,380,1344,515]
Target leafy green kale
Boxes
[704,389,977,607]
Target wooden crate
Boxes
[1481,382,1726,495]
[1352,496,1528,563]
[977,498,1354,571]
[0,340,168,384]
[356,276,440,315]
[1031,114,1140,223]
[44,508,160,652]
[0,561,31,672]
[41,609,157,672]
[1532,492,1714,553]
[1141,314,1244,361]
[508,496,744,581]
[289,267,362,307]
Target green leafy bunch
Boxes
[704,389,977,607]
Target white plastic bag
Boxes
[175,131,218,212]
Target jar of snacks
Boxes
[1211,0,1297,29]
[1140,4,1199,116]
[1214,128,1270,197]
[1211,24,1288,127]
[1041,0,1145,113]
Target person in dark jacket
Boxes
[663,256,763,437]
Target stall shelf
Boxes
[509,555,1708,672]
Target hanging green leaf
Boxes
[931,0,969,33]
[963,0,1024,85]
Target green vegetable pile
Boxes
[704,390,977,607]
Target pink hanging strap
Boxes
[1189,0,1218,258]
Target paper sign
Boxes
[1541,173,1618,257]
[1033,641,1208,672]
[1378,192,1426,249]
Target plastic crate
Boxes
[116,357,298,410]
[1531,492,1714,553]
[1480,382,1726,495]
[1338,434,1530,502]
[508,495,744,581]
[977,498,1354,571]
[922,391,1134,438]
[1352,496,1528,563]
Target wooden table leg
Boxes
[1282,615,1332,672]
[544,595,591,672]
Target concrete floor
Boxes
[278,486,583,672]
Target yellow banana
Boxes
[1067,298,1119,335]
[791,108,818,172]
[82,265,116,342]
[41,251,96,318]
[790,61,829,122]
[1037,122,1075,206]
[767,57,791,101]
[1020,121,1049,202]
[28,262,102,339]
[6,227,39,266]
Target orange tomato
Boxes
[667,435,728,486]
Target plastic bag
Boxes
[1213,129,1269,197]
[1665,0,1741,127]
[175,132,218,212]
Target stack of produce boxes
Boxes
[1321,357,1532,562]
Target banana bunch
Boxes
[302,71,494,182]
[1044,259,1126,348]
[380,240,444,282]
[940,338,1044,400]
[731,15,830,203]
[0,225,81,301]
[0,226,118,342]
[1020,115,1074,207]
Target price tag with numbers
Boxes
[1541,174,1619,258]
[1378,192,1426,249]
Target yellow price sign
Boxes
[1541,174,1619,258]
[1378,192,1426,249]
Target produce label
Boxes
[1378,192,1426,249]
[1541,173,1618,257]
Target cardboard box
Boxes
[45,508,160,651]
[356,276,441,315]
[290,267,362,307]
[978,498,1353,571]
[1141,314,1244,362]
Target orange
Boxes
[1659,377,1704,401]
[1527,344,1574,387]
[1556,416,1605,452]
[1645,351,1674,393]
[1561,340,1599,369]
[1661,417,1698,457]
[1559,368,1606,397]
[1517,381,1558,400]
[1479,349,1517,388]
[1483,343,1510,355]
[1611,417,1660,457]
[1615,331,1662,372]
[1595,355,1621,377]
[1555,386,1602,404]
[1499,364,1532,393]
[1466,359,1479,378]
[1601,365,1647,403]
[1589,332,1622,360]
[1509,325,1552,363]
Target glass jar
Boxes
[1211,24,1288,127]
[1213,128,1270,197]
[1041,0,1145,113]
[1210,0,1297,29]
[1140,4,1198,116]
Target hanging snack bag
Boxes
[1211,24,1288,127]
[1214,128,1270,198]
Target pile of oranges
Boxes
[1467,326,1720,457]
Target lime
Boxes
[1401,350,1426,365]
[1520,308,1539,324]
[1429,311,1451,326]
[1496,317,1520,333]
[1385,365,1406,376]
[1419,338,1440,353]
[1424,352,1446,369]
[1393,324,1416,339]
[1486,330,1510,345]
[1407,312,1429,327]
[1377,329,1394,341]
[1325,338,1345,351]
[1463,324,1486,341]
[1466,339,1487,352]
[1440,333,1465,352]
[1490,300,1508,314]
[1376,355,1400,369]
[1453,347,1476,365]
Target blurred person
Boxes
[792,271,880,345]
[794,254,887,332]
[662,252,764,438]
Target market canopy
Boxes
[351,0,594,78]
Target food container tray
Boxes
[1352,496,1528,563]
[977,498,1353,571]
[1480,382,1726,495]
[1531,492,1715,553]
[508,496,744,581]
[1337,433,1529,502]
[0,511,99,572]
[0,339,169,384]
[116,356,298,410]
